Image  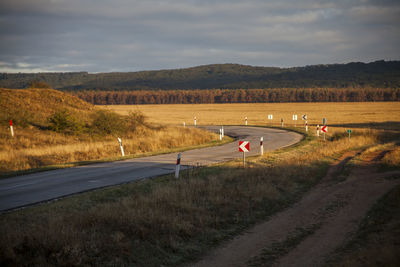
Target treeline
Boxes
[73,88,400,105]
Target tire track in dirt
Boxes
[191,150,400,267]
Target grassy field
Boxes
[0,89,219,174]
[103,102,400,129]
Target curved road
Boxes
[0,126,302,212]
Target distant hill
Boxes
[1,60,400,91]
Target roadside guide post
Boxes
[281,118,284,128]
[9,120,14,137]
[260,137,264,156]
[221,126,224,138]
[239,141,250,168]
[347,129,352,140]
[302,114,307,127]
[117,137,125,157]
[305,121,308,132]
[268,114,273,125]
[317,125,320,137]
[293,114,298,127]
[194,116,197,126]
[245,116,248,126]
[183,122,185,127]
[175,153,181,178]
[219,128,222,140]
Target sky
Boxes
[0,0,399,73]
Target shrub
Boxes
[90,110,127,136]
[48,109,84,134]
[126,111,146,131]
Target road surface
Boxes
[0,126,302,212]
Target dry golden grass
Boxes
[0,89,218,173]
[104,102,400,128]
[0,127,388,266]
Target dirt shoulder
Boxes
[192,149,400,267]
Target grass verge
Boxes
[0,129,392,266]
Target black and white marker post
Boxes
[260,137,264,155]
[9,120,14,137]
[281,118,284,128]
[175,153,181,178]
[305,121,308,132]
[117,137,125,157]
[221,126,224,138]
[194,116,197,126]
[317,125,320,137]
[245,116,248,126]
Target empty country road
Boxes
[0,126,302,212]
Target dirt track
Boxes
[192,150,400,267]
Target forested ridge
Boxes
[1,60,400,91]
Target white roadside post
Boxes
[260,137,264,155]
[245,116,248,126]
[117,137,125,157]
[305,121,308,132]
[293,114,297,127]
[281,118,284,128]
[219,128,222,140]
[194,116,197,126]
[175,153,181,178]
[317,125,320,137]
[183,122,186,127]
[221,126,224,138]
[9,120,14,137]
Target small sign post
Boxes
[321,125,328,141]
[322,118,327,125]
[175,153,181,178]
[347,129,352,140]
[9,120,14,137]
[117,137,125,157]
[293,114,298,127]
[260,137,264,156]
[268,114,273,125]
[239,141,250,168]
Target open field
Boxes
[0,89,219,174]
[1,123,399,266]
[103,102,400,129]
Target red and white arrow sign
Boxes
[321,125,328,133]
[239,141,250,152]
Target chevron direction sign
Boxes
[239,141,250,152]
[321,125,328,133]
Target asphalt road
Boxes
[0,126,302,212]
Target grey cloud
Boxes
[0,0,399,72]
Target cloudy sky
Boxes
[0,0,399,73]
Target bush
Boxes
[126,111,146,131]
[48,110,84,134]
[90,110,127,136]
